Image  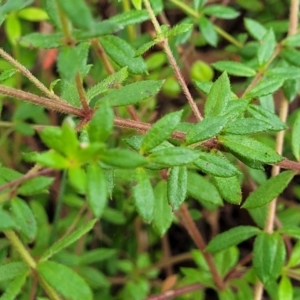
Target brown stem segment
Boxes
[179,203,225,290]
[0,85,85,117]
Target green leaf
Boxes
[0,262,28,282]
[10,198,37,241]
[287,239,300,267]
[57,43,90,81]
[292,111,300,160]
[0,69,17,82]
[223,118,273,134]
[78,266,110,289]
[135,40,156,56]
[37,261,93,300]
[18,176,54,196]
[267,66,300,80]
[0,272,27,300]
[253,232,286,284]
[223,99,250,119]
[198,16,218,47]
[242,171,295,209]
[131,0,142,10]
[167,166,187,211]
[187,172,223,206]
[218,134,283,164]
[109,9,151,28]
[212,60,256,77]
[79,248,116,265]
[39,127,63,153]
[214,246,239,277]
[41,219,97,261]
[206,226,260,253]
[247,77,284,99]
[167,23,193,37]
[282,48,300,67]
[96,80,163,107]
[278,276,293,300]
[57,0,94,30]
[213,175,242,204]
[153,181,173,236]
[88,101,113,143]
[141,111,182,153]
[68,167,86,194]
[194,151,240,177]
[86,163,107,217]
[244,18,267,40]
[18,7,49,21]
[101,149,147,168]
[202,5,240,19]
[204,72,231,118]
[278,226,300,240]
[185,117,227,145]
[148,147,199,166]
[86,67,128,100]
[247,104,287,131]
[5,14,21,46]
[101,35,147,75]
[283,33,300,47]
[257,29,276,66]
[283,79,299,102]
[0,0,33,25]
[132,168,154,223]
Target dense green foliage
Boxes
[0,0,300,299]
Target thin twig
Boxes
[0,85,85,117]
[0,48,62,102]
[145,283,203,300]
[143,0,203,121]
[179,203,225,290]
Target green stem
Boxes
[122,0,137,41]
[49,170,67,245]
[4,230,36,269]
[75,73,91,113]
[169,0,243,48]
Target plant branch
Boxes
[0,85,85,117]
[145,283,203,300]
[0,168,53,193]
[179,203,225,290]
[0,48,62,102]
[254,1,299,299]
[75,73,92,113]
[143,0,203,121]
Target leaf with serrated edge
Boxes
[185,117,227,145]
[218,134,283,164]
[40,219,97,261]
[213,175,242,204]
[37,261,93,300]
[194,151,240,177]
[206,226,260,253]
[167,166,187,211]
[96,80,163,107]
[246,78,283,99]
[141,110,182,153]
[87,67,128,100]
[204,72,231,118]
[242,171,295,209]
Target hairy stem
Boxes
[143,0,203,121]
[75,73,91,113]
[254,0,299,299]
[0,48,62,101]
[0,85,84,117]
